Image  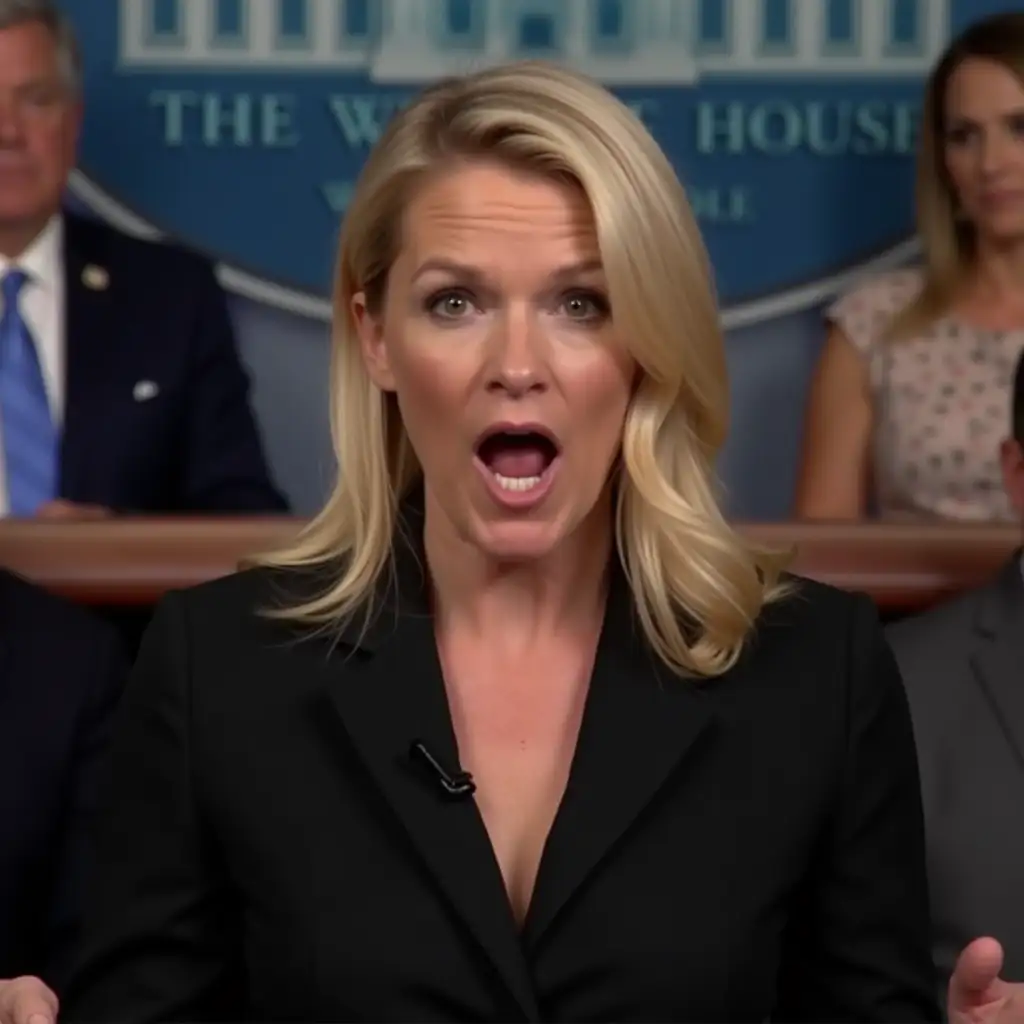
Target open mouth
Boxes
[474,426,561,493]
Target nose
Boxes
[485,304,548,398]
[979,129,1012,178]
[0,94,24,145]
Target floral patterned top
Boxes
[826,268,1024,522]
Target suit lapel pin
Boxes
[82,264,109,290]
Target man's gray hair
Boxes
[0,0,81,94]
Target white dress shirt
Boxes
[0,215,66,516]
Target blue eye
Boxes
[562,291,610,321]
[427,290,474,319]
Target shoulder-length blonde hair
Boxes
[259,60,791,678]
[890,11,1024,340]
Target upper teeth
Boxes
[493,472,542,491]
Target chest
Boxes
[880,331,1019,428]
[439,644,593,924]
[871,331,1023,514]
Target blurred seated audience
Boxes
[796,12,1024,522]
[886,347,1024,993]
[0,1,287,517]
[0,567,125,988]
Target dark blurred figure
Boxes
[0,0,287,517]
[797,12,1024,523]
[0,568,125,988]
[887,346,1024,994]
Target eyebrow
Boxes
[410,257,605,285]
[947,107,1024,126]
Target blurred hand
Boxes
[950,937,1024,1024]
[35,500,111,520]
[0,975,58,1024]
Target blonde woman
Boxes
[797,12,1024,521]
[4,63,1021,1024]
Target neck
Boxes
[423,488,613,647]
[971,235,1024,298]
[0,215,53,261]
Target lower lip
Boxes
[474,455,560,510]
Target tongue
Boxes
[487,445,548,479]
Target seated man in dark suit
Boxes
[886,348,1024,993]
[0,1,287,516]
[0,568,125,988]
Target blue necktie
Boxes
[0,270,57,515]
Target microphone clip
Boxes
[409,740,476,800]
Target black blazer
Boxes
[58,212,287,513]
[0,570,126,987]
[63,522,940,1022]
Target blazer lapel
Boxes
[0,583,12,706]
[320,506,541,1021]
[59,215,118,498]
[523,563,716,948]
[969,553,1024,776]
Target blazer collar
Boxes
[970,551,1024,776]
[320,490,716,1019]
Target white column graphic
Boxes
[116,0,948,74]
[647,0,677,43]
[120,0,146,60]
[484,0,508,60]
[371,0,453,81]
[310,0,336,56]
[924,0,948,61]
[793,0,823,63]
[243,0,274,55]
[672,0,698,45]
[390,0,427,41]
[189,0,213,55]
[859,0,885,63]
[562,0,588,61]
[731,0,757,63]
[577,0,696,80]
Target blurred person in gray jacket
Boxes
[888,346,1024,994]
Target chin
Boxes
[0,198,39,221]
[468,518,569,563]
[0,197,29,216]
[979,214,1024,240]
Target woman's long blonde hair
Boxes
[890,11,1024,341]
[258,60,791,678]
